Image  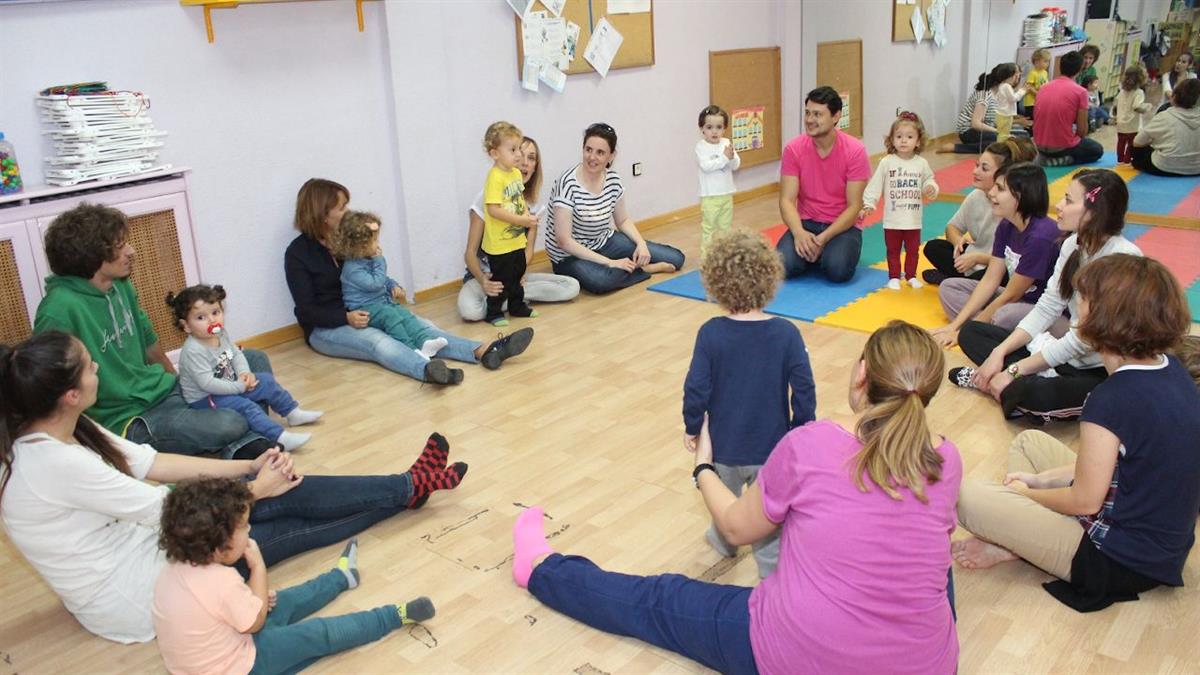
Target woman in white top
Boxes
[922,137,1037,285]
[545,123,685,294]
[0,331,468,643]
[951,169,1142,422]
[1159,52,1196,109]
[940,64,1030,154]
[458,136,580,321]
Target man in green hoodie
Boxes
[34,203,275,458]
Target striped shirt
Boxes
[545,165,624,263]
[956,89,997,134]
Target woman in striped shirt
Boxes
[546,123,685,294]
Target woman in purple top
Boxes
[510,321,961,675]
[931,162,1059,347]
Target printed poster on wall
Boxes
[731,106,765,152]
[838,93,852,130]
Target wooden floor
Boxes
[3,139,1199,674]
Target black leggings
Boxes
[959,321,1107,423]
[1130,145,1199,177]
[923,240,989,281]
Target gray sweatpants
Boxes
[707,462,780,579]
[938,277,1036,331]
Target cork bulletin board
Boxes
[816,39,863,139]
[893,0,935,42]
[708,47,782,169]
[514,0,654,77]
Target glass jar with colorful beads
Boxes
[0,133,23,195]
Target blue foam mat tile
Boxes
[1125,172,1200,215]
[648,267,891,322]
[1121,223,1150,242]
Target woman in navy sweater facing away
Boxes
[682,230,816,578]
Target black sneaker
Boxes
[922,269,947,285]
[948,366,977,389]
[480,327,534,370]
[424,359,464,385]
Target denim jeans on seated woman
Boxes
[245,473,413,569]
[551,231,685,294]
[308,318,480,382]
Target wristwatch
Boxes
[693,463,717,488]
[1006,363,1022,379]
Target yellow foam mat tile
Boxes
[820,251,948,334]
[1046,164,1139,206]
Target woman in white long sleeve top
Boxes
[951,170,1141,423]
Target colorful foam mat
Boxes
[649,213,1200,330]
[952,151,1200,217]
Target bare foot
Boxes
[952,537,1019,570]
[935,142,958,154]
[642,262,676,274]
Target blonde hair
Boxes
[331,210,381,260]
[852,321,946,503]
[483,121,523,153]
[520,136,543,204]
[1032,48,1051,66]
[294,178,349,239]
[700,230,783,314]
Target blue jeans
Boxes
[250,570,402,675]
[775,221,862,283]
[308,318,481,382]
[529,554,758,675]
[127,349,272,458]
[188,372,297,442]
[952,127,998,154]
[1088,105,1110,130]
[247,473,412,568]
[552,231,685,294]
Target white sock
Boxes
[419,337,448,359]
[285,408,324,426]
[886,278,902,290]
[908,277,924,289]
[412,348,431,362]
[277,430,311,452]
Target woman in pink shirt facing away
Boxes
[510,320,961,675]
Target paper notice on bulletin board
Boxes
[731,107,765,151]
[838,93,851,130]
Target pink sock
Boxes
[512,507,554,588]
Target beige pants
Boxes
[957,430,1085,580]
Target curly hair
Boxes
[884,112,927,154]
[1076,255,1190,360]
[165,284,227,330]
[43,203,129,278]
[331,210,382,260]
[158,477,253,565]
[1173,335,1200,388]
[701,229,782,314]
[1121,65,1148,92]
[483,121,523,153]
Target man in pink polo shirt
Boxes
[776,86,872,283]
[1033,50,1103,166]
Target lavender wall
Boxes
[0,0,407,338]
